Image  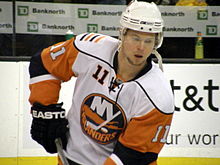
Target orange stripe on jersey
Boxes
[94,35,106,43]
[84,33,96,41]
[119,108,173,154]
[103,157,117,165]
[41,38,78,82]
[29,79,61,105]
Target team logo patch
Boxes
[80,94,127,144]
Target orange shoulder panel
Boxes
[119,108,173,153]
[41,38,79,82]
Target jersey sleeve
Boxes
[29,38,79,105]
[104,108,173,165]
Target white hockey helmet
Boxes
[120,0,164,48]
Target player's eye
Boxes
[144,39,153,43]
[132,36,140,41]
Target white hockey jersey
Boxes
[29,33,174,165]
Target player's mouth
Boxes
[134,54,143,58]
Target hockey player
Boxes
[29,0,174,164]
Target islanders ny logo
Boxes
[80,94,127,144]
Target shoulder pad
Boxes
[137,65,174,114]
[74,33,119,56]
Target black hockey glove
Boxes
[30,102,69,154]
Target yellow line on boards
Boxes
[0,157,57,165]
[0,157,220,165]
[158,157,220,165]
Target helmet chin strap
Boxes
[117,27,126,52]
[152,49,164,72]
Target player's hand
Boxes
[30,102,69,153]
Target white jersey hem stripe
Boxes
[29,74,59,84]
[110,154,124,165]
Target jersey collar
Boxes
[113,51,153,81]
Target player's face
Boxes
[121,29,155,66]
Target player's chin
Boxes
[127,57,145,66]
[131,60,144,66]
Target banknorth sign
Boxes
[0,2,219,37]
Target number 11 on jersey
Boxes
[152,125,170,143]
[92,65,109,85]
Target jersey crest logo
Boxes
[80,93,127,144]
